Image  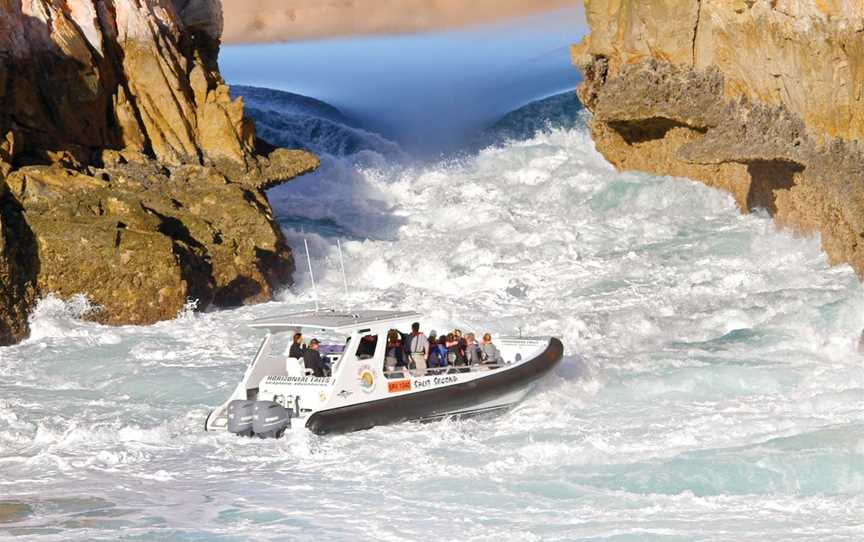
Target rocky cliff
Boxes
[573,0,864,276]
[0,0,318,345]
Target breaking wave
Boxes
[1,88,863,541]
[235,85,406,160]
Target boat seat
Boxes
[286,357,308,377]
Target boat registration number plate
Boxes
[388,379,411,393]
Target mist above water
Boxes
[219,7,585,156]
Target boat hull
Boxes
[305,337,564,435]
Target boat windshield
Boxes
[249,332,346,376]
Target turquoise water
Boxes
[1,98,862,539]
[2,8,864,537]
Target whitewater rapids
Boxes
[1,95,863,540]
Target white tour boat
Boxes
[205,309,563,436]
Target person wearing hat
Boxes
[303,339,327,377]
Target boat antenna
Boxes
[337,239,349,300]
[304,238,319,313]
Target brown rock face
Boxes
[573,0,864,277]
[0,178,38,345]
[0,1,319,345]
[0,0,255,168]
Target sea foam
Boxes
[0,92,862,541]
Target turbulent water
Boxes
[1,90,863,541]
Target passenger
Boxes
[400,328,412,357]
[288,332,305,358]
[395,329,410,371]
[302,339,327,377]
[356,334,377,359]
[446,332,467,367]
[428,336,448,369]
[385,329,403,374]
[480,333,504,365]
[454,328,468,356]
[464,332,482,365]
[406,322,429,376]
[426,330,438,366]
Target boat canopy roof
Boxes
[249,309,421,333]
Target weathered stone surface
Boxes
[3,157,316,326]
[574,0,864,277]
[0,1,320,345]
[0,179,38,345]
[0,0,255,168]
[576,0,864,141]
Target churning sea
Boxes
[1,9,863,541]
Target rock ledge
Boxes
[0,1,318,345]
[574,0,864,277]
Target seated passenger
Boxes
[445,333,467,366]
[464,332,482,365]
[454,328,468,355]
[480,333,504,365]
[384,329,403,374]
[453,329,463,346]
[356,334,377,359]
[302,339,327,377]
[289,332,305,358]
[428,336,448,368]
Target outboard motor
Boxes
[226,400,255,437]
[252,401,291,439]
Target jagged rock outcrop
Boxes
[0,0,258,168]
[0,0,319,345]
[573,0,864,276]
[0,178,38,345]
